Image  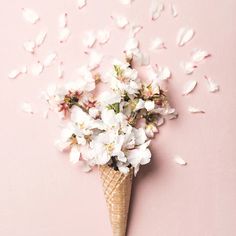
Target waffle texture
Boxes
[99,165,133,236]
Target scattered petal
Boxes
[170,3,178,17]
[83,31,96,48]
[20,65,28,74]
[44,52,57,67]
[58,13,68,28]
[35,30,47,47]
[119,0,133,4]
[149,0,164,20]
[111,15,129,28]
[182,80,197,95]
[8,69,21,79]
[77,0,87,9]
[23,40,36,53]
[188,106,205,114]
[97,30,110,44]
[125,37,139,52]
[150,37,166,50]
[204,76,219,93]
[22,8,39,24]
[158,66,171,80]
[176,27,195,47]
[21,102,34,114]
[180,61,197,75]
[58,62,64,79]
[174,155,187,165]
[129,24,143,37]
[59,27,71,43]
[192,49,211,63]
[31,61,44,76]
[88,51,103,70]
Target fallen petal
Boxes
[192,49,211,63]
[58,62,64,79]
[150,37,166,50]
[58,13,68,28]
[174,155,187,165]
[21,102,34,114]
[149,0,164,20]
[177,27,195,47]
[111,15,129,28]
[8,69,21,79]
[22,8,40,24]
[188,106,205,113]
[170,3,178,17]
[182,80,197,95]
[23,40,36,53]
[35,30,47,47]
[31,61,44,76]
[119,0,133,4]
[44,52,57,67]
[97,30,110,44]
[180,61,197,75]
[88,51,103,70]
[129,24,143,37]
[204,76,219,93]
[83,31,96,48]
[77,0,87,9]
[59,27,71,43]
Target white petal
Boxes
[125,37,139,52]
[59,27,71,43]
[43,52,57,67]
[112,15,129,28]
[174,155,187,165]
[58,13,67,28]
[180,61,197,75]
[20,65,28,74]
[88,51,103,70]
[159,66,171,80]
[80,161,92,172]
[182,80,197,95]
[145,101,155,111]
[149,0,164,21]
[22,8,39,24]
[31,61,44,76]
[70,146,80,164]
[77,0,87,9]
[97,30,110,44]
[8,69,21,79]
[83,31,96,48]
[21,102,34,114]
[170,3,178,17]
[150,37,166,50]
[192,49,210,63]
[23,41,36,53]
[188,106,205,114]
[204,76,219,93]
[58,62,64,79]
[35,30,47,47]
[129,24,143,37]
[176,27,195,47]
[119,0,133,4]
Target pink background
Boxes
[0,0,236,235]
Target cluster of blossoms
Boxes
[43,59,176,175]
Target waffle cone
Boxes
[99,165,133,236]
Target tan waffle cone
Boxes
[99,165,133,236]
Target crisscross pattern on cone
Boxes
[99,165,133,236]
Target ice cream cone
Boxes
[99,165,133,236]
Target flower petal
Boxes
[204,76,219,93]
[119,0,133,4]
[182,80,197,95]
[23,40,36,53]
[58,13,67,28]
[22,8,39,24]
[8,69,21,79]
[170,3,178,17]
[112,15,129,28]
[35,30,47,47]
[188,106,205,114]
[57,61,64,79]
[70,146,81,164]
[191,49,210,63]
[174,155,187,165]
[31,61,44,76]
[59,27,71,43]
[21,102,34,114]
[83,31,96,48]
[77,0,87,9]
[176,27,195,47]
[88,51,103,70]
[43,52,57,67]
[97,30,110,44]
[150,37,166,50]
[149,0,164,20]
[180,61,197,75]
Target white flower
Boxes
[127,141,151,175]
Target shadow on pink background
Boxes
[0,0,236,235]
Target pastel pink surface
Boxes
[0,0,236,236]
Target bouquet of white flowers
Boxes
[43,57,176,236]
